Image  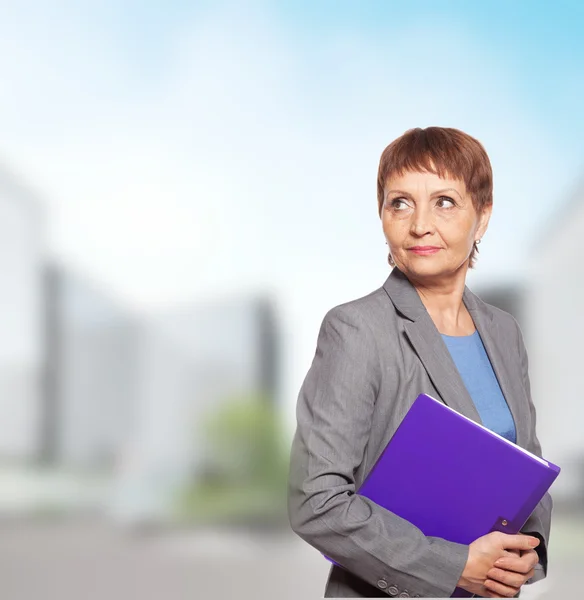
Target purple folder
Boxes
[324,393,561,598]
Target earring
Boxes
[475,239,481,245]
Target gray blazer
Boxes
[288,267,552,598]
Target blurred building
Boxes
[473,282,526,330]
[108,295,280,522]
[0,167,281,517]
[0,169,45,462]
[132,295,279,474]
[524,183,584,504]
[42,264,139,469]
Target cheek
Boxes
[438,218,475,246]
[382,216,409,241]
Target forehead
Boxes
[385,169,467,193]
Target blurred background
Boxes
[0,1,582,598]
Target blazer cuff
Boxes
[526,560,546,585]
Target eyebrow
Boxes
[386,187,463,200]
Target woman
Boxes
[287,127,552,598]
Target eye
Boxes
[437,196,455,208]
[388,198,410,210]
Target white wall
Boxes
[0,177,44,460]
[132,298,270,474]
[55,270,138,467]
[525,190,584,500]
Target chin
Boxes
[402,258,443,271]
[397,259,456,279]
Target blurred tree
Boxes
[176,391,290,526]
[202,392,287,487]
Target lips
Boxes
[408,247,441,255]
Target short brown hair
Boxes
[377,127,493,269]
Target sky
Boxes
[0,0,583,423]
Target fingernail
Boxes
[530,538,540,547]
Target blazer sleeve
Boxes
[287,305,470,598]
[514,319,553,584]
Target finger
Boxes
[486,567,526,589]
[491,566,536,582]
[523,548,541,568]
[498,532,540,551]
[494,550,539,574]
[493,559,530,575]
[484,577,521,598]
[482,589,513,599]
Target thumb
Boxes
[500,534,540,551]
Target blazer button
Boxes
[387,585,399,596]
[377,579,388,590]
[398,593,410,598]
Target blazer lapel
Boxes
[402,315,483,424]
[464,291,527,448]
[382,267,526,447]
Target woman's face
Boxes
[381,169,491,280]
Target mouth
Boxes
[408,247,441,255]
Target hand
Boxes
[484,548,539,597]
[457,532,540,597]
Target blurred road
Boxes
[0,515,579,599]
[0,517,328,600]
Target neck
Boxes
[405,263,470,330]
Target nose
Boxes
[410,204,435,237]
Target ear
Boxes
[476,203,493,239]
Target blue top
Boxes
[441,330,517,443]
